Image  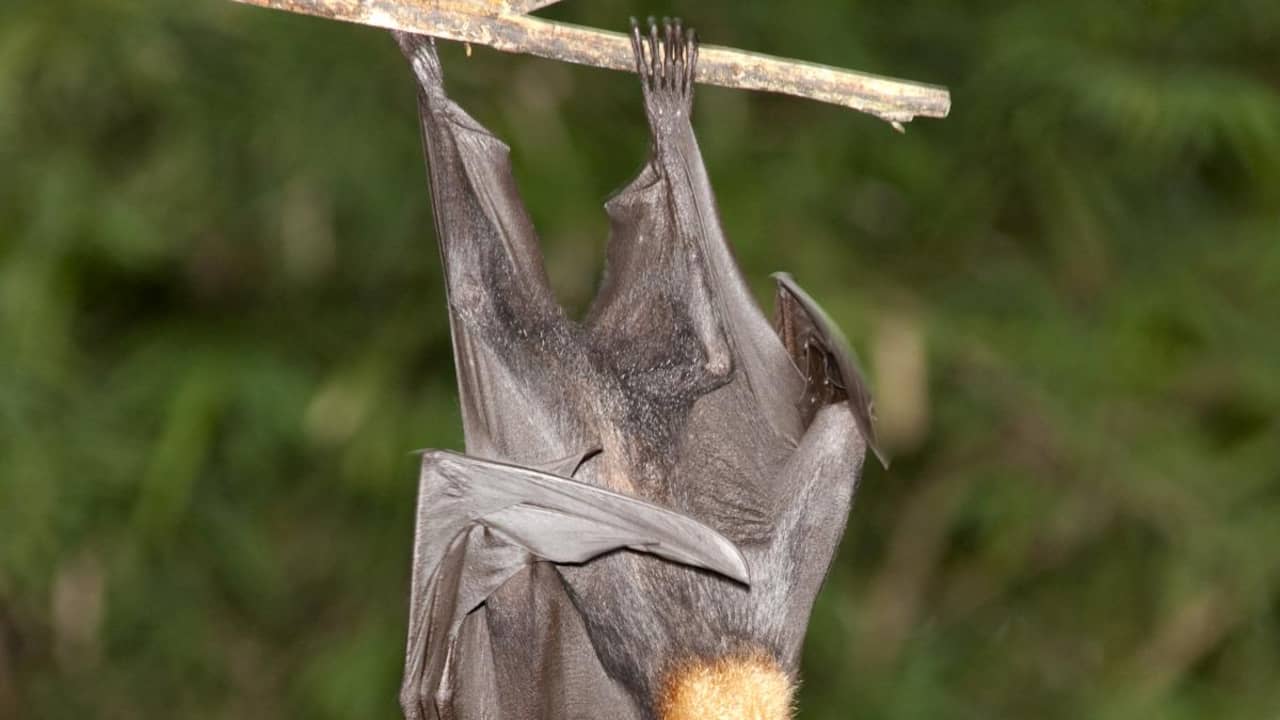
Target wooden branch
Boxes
[503,0,563,13]
[231,0,951,125]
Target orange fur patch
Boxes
[657,653,795,720]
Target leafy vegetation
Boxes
[2,0,1277,717]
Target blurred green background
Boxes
[3,0,1279,717]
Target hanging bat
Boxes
[395,19,882,720]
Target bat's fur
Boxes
[394,17,874,720]
[658,652,794,720]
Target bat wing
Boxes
[466,561,639,720]
[399,450,749,720]
[772,272,886,466]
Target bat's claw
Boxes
[393,31,446,99]
[629,17,698,129]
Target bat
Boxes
[394,19,882,720]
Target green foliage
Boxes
[2,0,1277,717]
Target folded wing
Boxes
[399,450,749,720]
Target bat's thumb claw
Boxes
[656,530,751,586]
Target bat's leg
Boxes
[393,33,583,460]
[630,18,804,443]
[394,32,557,319]
[582,20,812,516]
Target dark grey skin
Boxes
[394,19,882,720]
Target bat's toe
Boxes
[393,30,446,95]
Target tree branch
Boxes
[231,0,951,126]
[503,0,563,13]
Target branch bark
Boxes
[231,0,951,125]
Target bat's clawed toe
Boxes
[630,16,697,127]
[393,30,445,96]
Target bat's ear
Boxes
[772,272,887,467]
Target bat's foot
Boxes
[393,31,447,102]
[629,17,698,132]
